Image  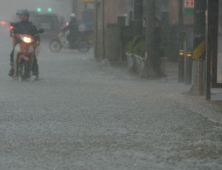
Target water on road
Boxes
[0,28,222,170]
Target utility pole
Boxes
[206,0,218,100]
[141,0,156,78]
[190,0,206,95]
[206,0,211,100]
[94,0,98,59]
[101,0,105,59]
[133,0,143,36]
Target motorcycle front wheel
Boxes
[18,61,29,82]
[49,39,62,53]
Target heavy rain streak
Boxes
[0,0,222,169]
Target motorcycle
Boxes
[49,31,90,53]
[11,25,44,81]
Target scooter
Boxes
[49,31,90,53]
[11,25,44,81]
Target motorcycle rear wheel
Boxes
[77,40,90,53]
[49,39,62,53]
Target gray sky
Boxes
[0,0,72,21]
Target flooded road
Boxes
[0,28,222,169]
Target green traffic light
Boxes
[37,8,41,12]
[48,8,52,12]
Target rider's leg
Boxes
[69,35,75,49]
[13,45,20,77]
[34,59,39,80]
[67,34,71,48]
[35,46,41,57]
[33,46,40,80]
[8,49,14,76]
[33,59,39,81]
[32,58,39,75]
[28,56,34,76]
[10,49,14,67]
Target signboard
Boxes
[184,0,194,16]
[184,0,194,8]
[184,0,194,25]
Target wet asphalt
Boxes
[0,28,222,170]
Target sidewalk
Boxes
[157,61,222,126]
[210,89,222,124]
[164,61,178,78]
[108,59,222,126]
[166,62,222,126]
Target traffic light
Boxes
[48,8,52,12]
[37,8,41,12]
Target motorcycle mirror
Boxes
[38,29,44,34]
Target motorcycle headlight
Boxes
[20,35,33,43]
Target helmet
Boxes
[70,13,76,18]
[16,9,29,17]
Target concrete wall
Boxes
[169,0,179,25]
[97,0,132,61]
[104,26,121,61]
[72,0,86,21]
[103,0,133,27]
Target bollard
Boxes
[178,50,185,82]
[185,52,193,85]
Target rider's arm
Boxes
[35,35,40,42]
[32,25,41,42]
[62,21,71,32]
[10,29,14,37]
[10,22,18,37]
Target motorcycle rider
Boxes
[62,13,78,49]
[9,9,40,80]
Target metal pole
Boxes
[185,26,194,85]
[94,0,98,59]
[178,50,185,82]
[178,0,185,82]
[101,0,105,59]
[190,0,206,96]
[206,0,211,100]
[185,52,193,84]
